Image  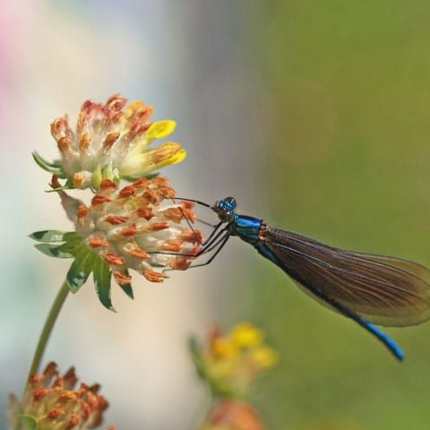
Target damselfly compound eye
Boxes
[224,197,237,209]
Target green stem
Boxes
[14,280,70,430]
[196,396,218,430]
[27,280,70,379]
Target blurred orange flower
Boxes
[202,400,268,430]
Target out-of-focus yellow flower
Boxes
[8,363,112,430]
[190,322,279,398]
[36,95,186,190]
[212,338,240,359]
[249,346,279,369]
[230,323,264,349]
[202,400,268,430]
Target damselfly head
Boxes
[212,196,237,223]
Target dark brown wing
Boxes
[264,227,430,327]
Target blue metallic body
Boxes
[228,214,262,245]
[227,213,404,361]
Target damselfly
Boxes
[175,196,430,361]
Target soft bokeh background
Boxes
[2,1,430,429]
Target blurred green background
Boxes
[2,1,430,429]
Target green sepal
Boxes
[66,245,96,293]
[189,337,206,381]
[118,269,134,299]
[122,172,160,182]
[45,179,74,193]
[30,229,122,309]
[121,284,134,299]
[20,415,38,430]
[29,230,69,243]
[145,172,160,180]
[32,231,81,259]
[34,243,74,259]
[32,152,66,179]
[93,258,115,312]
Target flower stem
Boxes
[14,280,70,430]
[27,280,70,379]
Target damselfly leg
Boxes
[162,229,231,272]
[148,195,229,266]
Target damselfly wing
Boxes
[263,227,430,328]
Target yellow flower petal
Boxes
[230,322,264,349]
[206,357,238,380]
[123,100,146,119]
[249,346,279,369]
[146,120,177,139]
[212,338,239,359]
[162,147,187,166]
[152,144,187,169]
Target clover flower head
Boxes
[35,95,186,190]
[75,176,202,285]
[202,400,268,430]
[190,322,279,398]
[8,363,112,430]
[31,177,204,309]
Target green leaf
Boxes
[56,241,82,256]
[64,238,101,293]
[117,269,134,299]
[32,152,66,178]
[93,258,115,311]
[34,243,74,259]
[31,231,88,260]
[188,338,206,380]
[20,415,38,430]
[52,233,86,257]
[66,255,93,293]
[120,284,134,299]
[144,172,160,180]
[29,230,70,243]
[63,232,82,244]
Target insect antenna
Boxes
[163,196,216,244]
[196,219,217,228]
[171,196,212,208]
